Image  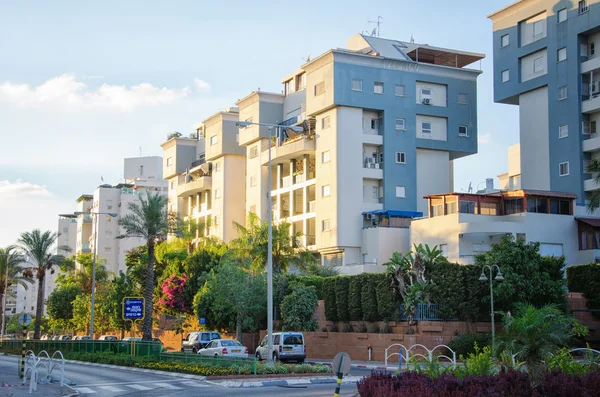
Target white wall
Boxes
[519,12,547,47]
[416,115,447,141]
[362,111,380,135]
[520,49,547,82]
[415,81,447,107]
[362,227,411,268]
[305,55,335,116]
[416,149,451,215]
[362,179,380,204]
[519,87,550,190]
[124,156,163,181]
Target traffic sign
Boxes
[332,352,352,376]
[122,297,144,320]
[198,317,206,325]
[17,313,32,327]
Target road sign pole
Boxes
[20,324,26,380]
[331,352,351,397]
[333,356,344,397]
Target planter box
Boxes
[421,326,443,333]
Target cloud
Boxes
[478,132,492,145]
[194,78,211,93]
[0,74,191,111]
[0,180,52,199]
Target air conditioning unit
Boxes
[369,163,377,169]
[422,98,432,105]
[592,81,600,94]
[374,163,380,169]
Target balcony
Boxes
[584,178,600,192]
[582,57,600,74]
[261,135,315,165]
[362,134,383,146]
[583,134,600,152]
[582,94,600,114]
[177,177,212,197]
[363,159,383,180]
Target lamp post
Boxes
[235,120,303,364]
[479,265,504,349]
[75,211,118,339]
[0,253,9,343]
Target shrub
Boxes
[447,333,491,357]
[381,324,392,334]
[348,276,363,321]
[427,261,466,320]
[367,323,380,334]
[335,277,350,322]
[290,275,325,300]
[567,264,600,318]
[453,344,496,379]
[328,323,338,332]
[323,277,338,322]
[376,274,399,321]
[357,323,368,333]
[281,284,319,331]
[361,275,379,322]
[341,322,353,333]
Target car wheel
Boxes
[255,352,262,361]
[272,352,278,362]
[181,348,185,353]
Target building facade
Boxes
[489,0,600,208]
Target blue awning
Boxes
[361,210,423,218]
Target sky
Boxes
[0,0,519,247]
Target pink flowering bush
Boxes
[158,273,191,314]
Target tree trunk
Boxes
[34,272,45,339]
[142,241,155,341]
[236,313,242,342]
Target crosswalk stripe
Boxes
[127,384,153,390]
[180,381,209,387]
[98,385,125,392]
[155,382,184,390]
[76,387,97,394]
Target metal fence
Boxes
[0,340,163,357]
[399,303,457,322]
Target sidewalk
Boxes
[0,370,77,397]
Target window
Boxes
[395,152,406,164]
[458,93,468,104]
[166,157,173,166]
[214,188,221,199]
[559,162,569,176]
[372,186,379,199]
[210,135,217,145]
[314,81,325,96]
[501,34,510,48]
[374,82,384,94]
[396,186,406,198]
[558,8,567,23]
[422,121,432,134]
[370,118,379,130]
[170,181,175,190]
[296,73,306,91]
[527,197,548,213]
[592,121,598,134]
[250,175,257,187]
[284,80,292,96]
[214,215,220,226]
[322,219,331,231]
[249,146,258,158]
[322,185,331,197]
[579,0,588,14]
[480,202,499,215]
[321,150,331,163]
[557,86,568,100]
[460,200,476,214]
[591,42,596,56]
[550,199,571,215]
[395,84,405,96]
[559,124,569,138]
[501,69,510,83]
[533,56,545,73]
[533,20,543,37]
[351,79,362,91]
[395,118,406,131]
[322,116,331,129]
[558,47,567,62]
[459,125,468,137]
[504,198,524,214]
[214,161,221,172]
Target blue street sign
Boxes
[123,297,144,320]
[198,317,206,325]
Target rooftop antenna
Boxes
[368,16,383,37]
[302,53,311,63]
[138,146,142,157]
[410,34,415,43]
[467,182,473,194]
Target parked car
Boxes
[255,332,305,363]
[73,336,92,341]
[58,335,72,341]
[52,335,61,341]
[40,335,51,340]
[198,339,248,358]
[98,335,118,341]
[181,331,221,353]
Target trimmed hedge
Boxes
[567,263,600,318]
[447,333,492,357]
[348,276,363,321]
[323,277,338,322]
[335,277,350,322]
[361,274,380,322]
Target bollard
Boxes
[20,325,26,381]
[398,349,403,372]
[333,370,343,397]
[367,344,372,362]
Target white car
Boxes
[198,339,248,358]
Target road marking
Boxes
[75,387,97,394]
[98,385,125,392]
[155,382,184,389]
[127,384,153,390]
[181,381,209,387]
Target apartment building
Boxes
[488,0,600,211]
[62,157,167,276]
[234,34,484,273]
[161,108,246,243]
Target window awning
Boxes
[362,210,423,218]
[576,217,600,228]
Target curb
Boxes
[307,360,397,371]
[59,360,206,382]
[211,375,363,388]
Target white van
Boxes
[255,332,305,363]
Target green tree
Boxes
[475,235,568,313]
[103,273,136,337]
[56,253,110,293]
[118,191,172,341]
[46,284,82,327]
[0,246,32,322]
[281,284,318,331]
[18,229,70,338]
[496,304,588,387]
[194,257,266,341]
[6,313,49,335]
[231,213,316,273]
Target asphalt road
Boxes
[0,355,360,396]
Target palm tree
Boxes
[117,191,170,341]
[17,230,70,339]
[231,213,316,273]
[587,160,600,212]
[0,246,33,324]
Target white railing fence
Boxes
[384,343,457,370]
[22,349,65,393]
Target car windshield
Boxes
[283,334,303,345]
[220,340,241,347]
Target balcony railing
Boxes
[364,158,382,169]
[190,158,206,169]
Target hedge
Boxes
[567,263,600,318]
[335,276,350,322]
[447,333,492,357]
[361,274,380,322]
[348,276,363,321]
[323,277,338,322]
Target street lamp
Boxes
[75,211,118,339]
[479,265,504,349]
[235,120,303,364]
